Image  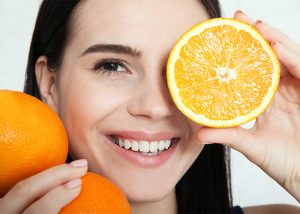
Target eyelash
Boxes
[92,59,128,75]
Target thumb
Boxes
[197,126,258,159]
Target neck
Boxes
[130,189,177,214]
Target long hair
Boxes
[174,3,232,213]
[24,0,232,213]
[24,0,81,98]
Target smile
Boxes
[110,136,178,156]
[105,131,180,167]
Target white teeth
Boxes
[158,141,165,151]
[118,138,124,147]
[131,141,139,151]
[164,140,171,149]
[124,139,131,149]
[149,141,158,153]
[139,141,149,153]
[142,152,158,156]
[112,137,173,155]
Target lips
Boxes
[105,131,180,167]
[110,136,178,155]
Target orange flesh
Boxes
[175,25,273,120]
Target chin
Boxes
[126,186,174,203]
[115,175,176,203]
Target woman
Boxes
[0,0,299,213]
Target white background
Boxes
[0,0,299,207]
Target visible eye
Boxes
[92,59,128,75]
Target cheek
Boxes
[61,89,109,127]
[175,119,204,176]
[183,128,204,167]
[55,76,127,148]
[185,122,204,164]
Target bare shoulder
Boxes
[243,204,300,214]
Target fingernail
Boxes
[69,159,88,167]
[255,19,263,25]
[234,10,244,16]
[65,178,82,189]
[271,42,283,48]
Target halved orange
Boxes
[167,18,280,127]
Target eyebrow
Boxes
[80,44,142,57]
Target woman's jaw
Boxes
[87,128,202,202]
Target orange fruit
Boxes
[0,90,68,196]
[60,172,131,214]
[167,18,280,127]
[0,90,130,212]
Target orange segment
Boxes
[167,18,280,127]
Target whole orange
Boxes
[60,172,131,214]
[0,90,68,196]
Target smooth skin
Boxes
[0,1,300,213]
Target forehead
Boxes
[69,0,209,54]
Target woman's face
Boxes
[51,0,209,203]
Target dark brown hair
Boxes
[174,2,232,213]
[24,0,232,213]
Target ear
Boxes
[35,56,59,113]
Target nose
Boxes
[127,77,174,121]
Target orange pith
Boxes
[167,18,280,127]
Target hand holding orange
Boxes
[167,18,280,127]
[0,90,68,196]
[178,12,300,202]
[0,90,130,213]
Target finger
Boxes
[197,126,263,162]
[197,126,249,149]
[23,179,82,214]
[233,10,255,25]
[255,20,300,55]
[272,42,300,79]
[1,159,87,213]
[232,12,300,79]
